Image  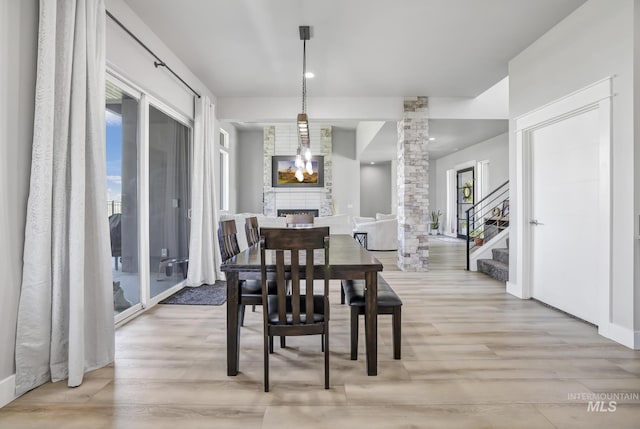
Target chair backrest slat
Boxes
[305,249,314,323]
[275,250,287,325]
[245,216,260,247]
[218,219,240,262]
[260,227,330,326]
[291,250,301,325]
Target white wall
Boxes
[105,0,217,118]
[237,129,264,213]
[356,121,385,158]
[430,77,510,120]
[360,163,392,217]
[0,0,38,395]
[332,128,360,216]
[428,158,437,222]
[218,97,402,123]
[433,133,509,222]
[509,0,638,343]
[106,0,241,214]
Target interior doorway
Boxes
[456,167,475,239]
[529,108,600,324]
[514,78,611,328]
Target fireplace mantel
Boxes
[277,209,319,217]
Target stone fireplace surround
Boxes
[263,125,333,217]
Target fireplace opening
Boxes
[277,209,319,217]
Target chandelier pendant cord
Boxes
[302,39,307,114]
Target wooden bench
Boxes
[341,276,402,360]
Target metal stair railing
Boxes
[465,180,509,270]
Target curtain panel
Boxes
[186,96,223,286]
[15,0,114,396]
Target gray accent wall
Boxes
[332,127,360,216]
[0,0,38,384]
[237,129,264,213]
[360,163,392,217]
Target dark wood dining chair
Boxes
[245,216,261,247]
[285,213,314,227]
[260,226,331,391]
[218,219,275,326]
[244,216,261,313]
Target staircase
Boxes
[465,180,509,275]
[477,240,509,282]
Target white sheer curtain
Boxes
[15,0,114,395]
[186,96,223,286]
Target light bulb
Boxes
[295,168,304,182]
[295,154,303,168]
[305,160,313,175]
[304,147,311,161]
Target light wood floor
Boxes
[2,237,639,428]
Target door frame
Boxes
[455,164,476,239]
[511,77,612,328]
[107,68,194,324]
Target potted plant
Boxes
[430,210,442,235]
[469,227,484,246]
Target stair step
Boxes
[477,259,509,282]
[492,248,509,264]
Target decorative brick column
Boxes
[263,126,276,215]
[319,127,333,216]
[397,97,430,271]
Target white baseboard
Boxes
[506,281,527,299]
[0,374,16,408]
[599,322,640,350]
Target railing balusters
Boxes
[465,181,509,271]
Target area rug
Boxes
[160,281,227,305]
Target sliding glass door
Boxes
[106,73,192,321]
[148,106,191,298]
[106,80,141,317]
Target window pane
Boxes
[148,106,192,298]
[106,81,140,316]
[220,150,228,211]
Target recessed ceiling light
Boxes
[370,162,375,165]
[305,72,315,78]
[428,137,436,141]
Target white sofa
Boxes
[219,213,353,251]
[352,214,398,251]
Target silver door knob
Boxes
[529,219,544,225]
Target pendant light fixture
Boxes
[295,25,312,181]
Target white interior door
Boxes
[530,108,601,324]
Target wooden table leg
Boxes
[364,271,378,375]
[226,272,240,376]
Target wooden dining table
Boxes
[221,233,384,376]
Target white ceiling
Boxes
[358,119,508,163]
[123,0,586,98]
[121,0,584,160]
